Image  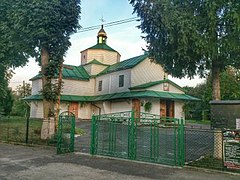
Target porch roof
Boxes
[24,90,199,102]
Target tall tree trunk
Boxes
[55,59,63,132]
[212,62,221,100]
[41,47,52,119]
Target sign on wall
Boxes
[223,130,240,170]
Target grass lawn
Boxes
[0,116,45,144]
[0,116,85,145]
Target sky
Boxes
[9,0,204,89]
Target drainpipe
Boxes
[91,103,101,116]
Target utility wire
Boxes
[77,17,139,33]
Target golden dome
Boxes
[98,25,107,37]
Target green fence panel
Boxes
[57,111,75,154]
[91,111,184,167]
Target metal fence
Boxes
[0,116,57,145]
[91,111,185,166]
[185,128,240,173]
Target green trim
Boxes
[30,64,90,81]
[24,90,200,102]
[97,54,148,76]
[129,79,184,91]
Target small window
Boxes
[119,75,124,87]
[98,80,102,91]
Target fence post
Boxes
[213,129,223,159]
[180,118,185,166]
[128,111,136,160]
[90,115,96,155]
[178,118,185,166]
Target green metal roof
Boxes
[97,54,148,76]
[24,90,199,102]
[30,64,90,81]
[129,79,184,91]
[88,43,118,52]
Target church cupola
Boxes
[97,25,107,44]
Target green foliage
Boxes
[10,0,81,62]
[2,0,81,104]
[184,67,240,120]
[0,0,34,97]
[10,83,31,116]
[130,0,240,78]
[130,0,240,100]
[144,101,152,112]
[0,88,14,116]
[15,83,32,97]
[220,67,240,99]
[10,97,27,117]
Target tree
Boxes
[184,67,240,120]
[0,88,14,116]
[15,83,32,98]
[0,0,33,97]
[11,83,32,117]
[9,0,81,123]
[130,0,240,100]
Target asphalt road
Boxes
[0,143,239,180]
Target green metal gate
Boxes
[57,111,75,154]
[91,111,185,166]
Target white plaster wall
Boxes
[92,102,103,115]
[31,79,42,95]
[30,101,43,118]
[62,79,95,96]
[59,103,69,115]
[131,58,165,87]
[79,103,92,119]
[95,69,131,95]
[111,101,131,113]
[174,101,185,119]
[139,99,160,115]
[150,99,160,115]
[102,101,111,114]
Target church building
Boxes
[26,26,198,120]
